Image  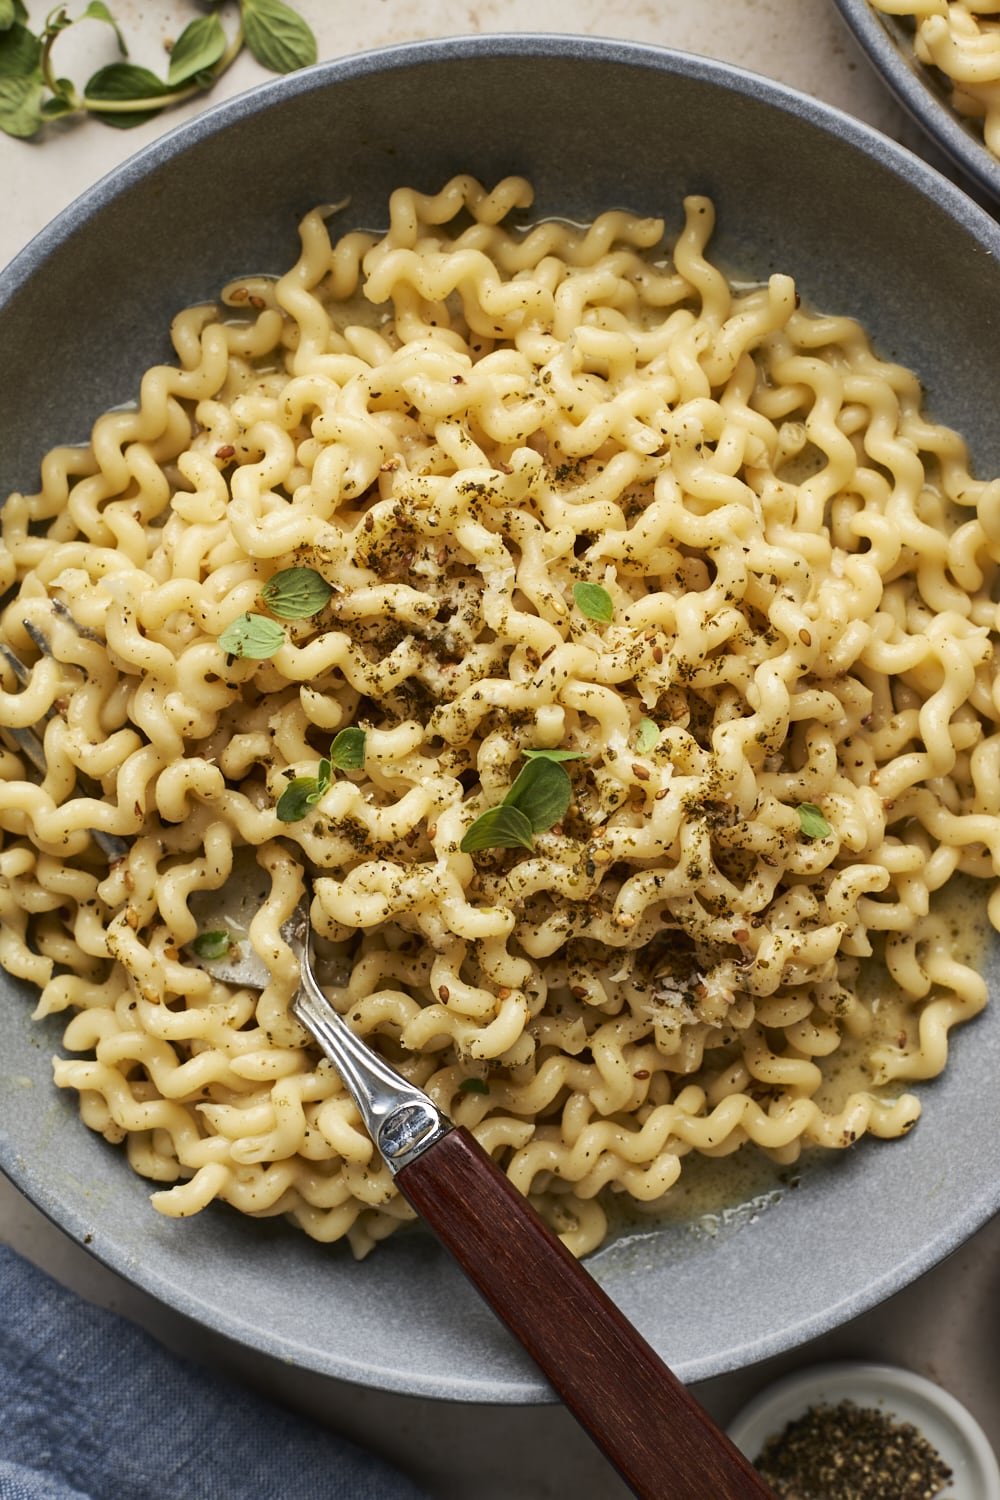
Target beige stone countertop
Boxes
[1,4,997,1497]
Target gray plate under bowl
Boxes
[1,35,999,1403]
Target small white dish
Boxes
[728,1360,1000,1499]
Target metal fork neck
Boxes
[291,939,452,1175]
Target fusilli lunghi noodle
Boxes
[869,1,1000,159]
[1,175,998,1259]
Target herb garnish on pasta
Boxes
[0,175,997,1259]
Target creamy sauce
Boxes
[603,1146,800,1250]
[600,872,993,1251]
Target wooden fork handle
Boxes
[395,1126,774,1500]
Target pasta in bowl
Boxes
[1,37,999,1399]
[2,173,996,1264]
[834,0,1000,202]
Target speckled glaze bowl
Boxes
[833,0,1000,205]
[2,35,1000,1402]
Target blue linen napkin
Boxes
[0,1245,430,1500]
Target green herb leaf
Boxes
[276,775,323,822]
[4,0,316,141]
[636,717,659,754]
[0,2,29,31]
[460,803,535,854]
[458,1077,490,1094]
[40,8,73,38]
[797,802,831,839]
[80,1,127,54]
[313,759,331,798]
[572,580,614,623]
[461,752,576,857]
[41,86,76,118]
[0,72,43,135]
[167,13,226,87]
[218,611,286,659]
[504,756,572,834]
[241,0,317,74]
[329,727,366,771]
[0,21,39,77]
[260,564,334,620]
[192,929,231,960]
[84,62,168,127]
[522,747,587,763]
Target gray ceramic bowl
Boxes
[833,0,1000,205]
[2,35,1000,1403]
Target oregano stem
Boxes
[78,17,245,113]
[39,19,75,105]
[0,4,316,150]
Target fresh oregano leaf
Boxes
[503,756,572,833]
[0,72,43,135]
[84,62,169,127]
[461,751,576,856]
[460,803,534,854]
[192,930,231,960]
[260,565,334,619]
[276,775,322,822]
[636,718,659,754]
[80,1,127,53]
[218,611,286,659]
[241,0,317,74]
[572,580,614,623]
[797,802,831,839]
[84,63,166,98]
[0,2,29,31]
[522,747,587,763]
[167,13,226,87]
[274,733,358,821]
[41,8,74,38]
[41,87,77,118]
[329,727,366,771]
[0,21,39,76]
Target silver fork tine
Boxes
[0,720,49,777]
[51,597,104,642]
[0,610,128,861]
[22,619,56,659]
[0,642,49,776]
[0,641,30,687]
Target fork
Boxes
[0,607,776,1500]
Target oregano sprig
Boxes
[635,717,660,753]
[460,750,579,855]
[573,580,614,623]
[218,611,285,660]
[796,802,832,839]
[191,929,231,960]
[0,0,317,140]
[260,565,334,620]
[217,566,332,659]
[275,728,367,823]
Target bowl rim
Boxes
[728,1359,1000,1498]
[4,28,1000,300]
[3,31,1000,1402]
[831,0,1000,206]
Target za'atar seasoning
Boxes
[753,1398,954,1499]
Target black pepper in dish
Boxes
[753,1398,954,1500]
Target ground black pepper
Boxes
[753,1398,954,1500]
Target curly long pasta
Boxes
[870,0,1000,158]
[1,175,997,1258]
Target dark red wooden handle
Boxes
[395,1126,774,1500]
